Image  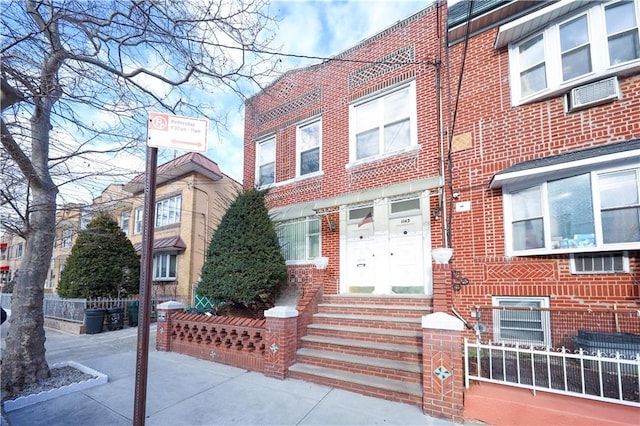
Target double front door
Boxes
[340,196,432,295]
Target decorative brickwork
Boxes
[255,88,322,127]
[169,313,267,372]
[348,152,419,185]
[264,307,299,379]
[348,46,415,88]
[422,313,465,424]
[264,176,322,205]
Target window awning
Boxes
[133,236,186,253]
[489,139,640,189]
[269,175,443,221]
[0,243,7,248]
[0,266,9,272]
[494,0,590,49]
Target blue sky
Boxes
[63,1,434,203]
[182,0,433,185]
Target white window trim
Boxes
[276,216,321,265]
[507,0,640,106]
[347,80,418,165]
[569,251,630,274]
[296,118,322,178]
[256,135,276,188]
[502,160,640,256]
[492,296,551,347]
[134,207,143,235]
[153,252,177,281]
[155,194,182,228]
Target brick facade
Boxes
[446,19,640,316]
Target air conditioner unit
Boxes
[566,76,620,112]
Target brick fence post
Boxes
[431,248,453,313]
[422,312,465,423]
[156,301,185,352]
[264,306,298,379]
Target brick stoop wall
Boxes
[166,312,267,372]
[288,294,433,407]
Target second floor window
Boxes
[507,0,640,104]
[120,211,130,236]
[257,137,275,186]
[155,195,181,228]
[349,81,417,163]
[297,120,322,176]
[15,243,23,258]
[62,229,73,248]
[134,207,143,235]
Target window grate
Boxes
[570,252,628,274]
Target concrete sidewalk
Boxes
[3,324,458,426]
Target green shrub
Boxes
[57,212,140,298]
[198,189,287,311]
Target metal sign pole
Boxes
[133,145,158,426]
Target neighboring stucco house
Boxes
[44,152,240,303]
[121,152,241,302]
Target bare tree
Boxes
[1,0,278,394]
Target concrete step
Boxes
[288,363,422,406]
[297,347,422,382]
[311,312,422,331]
[299,334,422,363]
[317,303,432,317]
[323,294,432,307]
[306,323,422,347]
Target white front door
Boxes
[340,196,431,295]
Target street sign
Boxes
[147,112,208,152]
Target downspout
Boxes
[437,0,449,248]
[189,181,210,306]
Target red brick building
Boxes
[240,0,639,412]
[447,0,639,344]
[244,3,447,298]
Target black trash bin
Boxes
[84,308,106,334]
[127,300,139,327]
[107,306,124,331]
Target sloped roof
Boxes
[133,236,186,253]
[490,139,640,189]
[123,152,223,194]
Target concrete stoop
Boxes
[290,295,432,407]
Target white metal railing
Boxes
[464,338,640,407]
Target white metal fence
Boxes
[464,338,640,407]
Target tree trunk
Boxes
[1,106,58,394]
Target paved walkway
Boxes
[2,320,459,426]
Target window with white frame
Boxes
[134,207,143,235]
[508,0,640,104]
[257,136,275,186]
[276,217,320,263]
[153,252,177,281]
[297,119,321,176]
[492,296,551,347]
[120,211,130,236]
[504,165,640,255]
[15,243,23,258]
[349,81,417,162]
[155,195,181,228]
[61,229,73,248]
[570,251,629,274]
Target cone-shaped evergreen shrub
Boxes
[199,189,287,309]
[57,212,140,298]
